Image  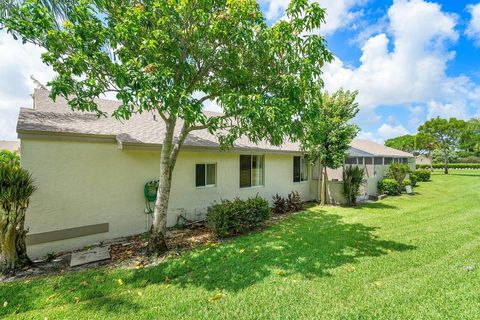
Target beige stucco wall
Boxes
[21,138,314,258]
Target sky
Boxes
[0,0,479,143]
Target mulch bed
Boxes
[109,223,213,264]
[1,207,313,282]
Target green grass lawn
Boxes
[1,170,480,319]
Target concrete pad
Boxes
[406,185,414,195]
[70,246,110,267]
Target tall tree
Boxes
[418,117,466,174]
[299,89,359,206]
[2,0,333,253]
[384,135,416,153]
[459,118,480,154]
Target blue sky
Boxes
[1,0,480,142]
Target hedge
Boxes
[416,163,480,169]
[207,195,271,238]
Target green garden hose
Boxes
[144,180,159,214]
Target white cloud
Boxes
[377,123,409,140]
[0,31,55,140]
[263,0,365,35]
[426,100,468,120]
[356,130,384,144]
[322,0,467,112]
[466,3,480,46]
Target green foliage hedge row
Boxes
[207,195,271,238]
[416,163,480,169]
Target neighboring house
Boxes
[416,154,432,165]
[321,140,416,204]
[17,89,414,257]
[0,140,20,153]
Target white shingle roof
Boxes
[17,89,413,157]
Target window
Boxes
[357,157,364,165]
[195,163,216,187]
[293,156,308,182]
[402,158,408,164]
[374,157,383,165]
[345,157,357,165]
[240,155,264,188]
[365,157,373,165]
[384,157,393,165]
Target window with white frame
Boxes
[240,155,264,188]
[293,156,308,182]
[195,163,216,187]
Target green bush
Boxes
[409,173,418,187]
[378,178,400,196]
[207,195,270,238]
[403,178,411,187]
[416,163,480,169]
[415,169,431,181]
[385,163,410,188]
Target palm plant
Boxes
[342,165,365,206]
[0,162,36,274]
[0,150,20,167]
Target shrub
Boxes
[272,191,304,214]
[403,178,411,187]
[378,178,400,196]
[415,169,431,182]
[272,194,289,214]
[287,191,304,212]
[386,163,410,187]
[342,165,365,206]
[207,195,270,238]
[409,173,418,187]
[457,156,480,163]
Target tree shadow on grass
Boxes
[0,210,415,316]
[352,202,398,210]
[127,210,415,292]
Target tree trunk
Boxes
[444,150,449,175]
[1,206,32,274]
[147,121,176,255]
[320,163,327,206]
[0,221,18,274]
[15,210,32,267]
[428,151,433,171]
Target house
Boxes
[0,140,20,153]
[17,89,414,258]
[416,154,432,165]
